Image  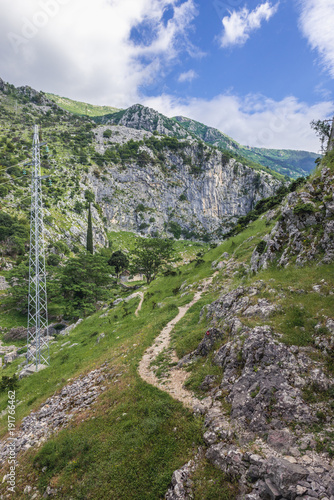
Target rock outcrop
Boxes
[167,280,334,500]
[251,166,334,271]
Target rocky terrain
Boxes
[165,274,334,500]
[251,163,334,271]
[0,76,333,499]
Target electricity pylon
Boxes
[27,125,49,368]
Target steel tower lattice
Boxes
[27,125,49,368]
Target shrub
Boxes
[0,185,9,197]
[0,374,19,393]
[54,241,70,255]
[47,254,61,267]
[256,240,267,255]
[103,129,112,138]
[168,221,182,239]
[293,202,316,215]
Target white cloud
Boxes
[178,69,198,82]
[0,0,198,107]
[220,1,279,48]
[298,0,334,78]
[143,92,334,152]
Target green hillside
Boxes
[46,93,120,117]
[174,115,320,179]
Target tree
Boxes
[108,250,129,279]
[60,252,112,317]
[131,238,174,284]
[86,204,93,254]
[311,119,332,153]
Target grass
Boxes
[107,230,208,264]
[0,192,333,496]
[239,263,334,350]
[46,93,120,117]
[191,458,239,499]
[0,265,215,498]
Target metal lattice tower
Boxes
[27,125,49,368]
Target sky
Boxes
[0,0,334,152]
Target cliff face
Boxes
[91,125,281,239]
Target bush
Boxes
[256,240,267,255]
[0,374,19,393]
[47,254,61,267]
[168,221,182,239]
[54,241,70,255]
[0,185,9,197]
[73,200,85,214]
[293,202,316,215]
[103,129,112,138]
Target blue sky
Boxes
[1,0,333,151]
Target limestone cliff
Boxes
[90,125,281,239]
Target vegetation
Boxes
[46,93,120,117]
[131,238,174,284]
[86,204,93,254]
[59,252,113,317]
[107,250,129,278]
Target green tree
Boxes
[131,238,174,284]
[108,250,129,279]
[311,119,331,152]
[86,204,93,254]
[84,190,95,203]
[60,253,112,317]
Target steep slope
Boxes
[0,77,283,251]
[92,124,281,239]
[0,155,333,499]
[174,115,319,179]
[46,92,120,117]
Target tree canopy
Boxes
[60,252,112,317]
[131,238,174,284]
[108,250,129,278]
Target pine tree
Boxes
[86,203,93,254]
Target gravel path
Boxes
[138,276,216,410]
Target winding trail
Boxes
[138,276,216,410]
[134,292,144,317]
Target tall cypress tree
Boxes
[86,203,93,254]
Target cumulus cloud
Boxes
[220,1,279,48]
[178,69,198,82]
[298,0,334,78]
[0,0,198,106]
[143,92,334,152]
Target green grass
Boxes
[0,267,215,498]
[191,458,239,499]
[239,263,334,349]
[46,93,120,117]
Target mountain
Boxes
[44,93,320,179]
[0,78,284,251]
[174,115,320,179]
[0,76,334,498]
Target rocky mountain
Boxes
[0,77,284,250]
[49,93,320,179]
